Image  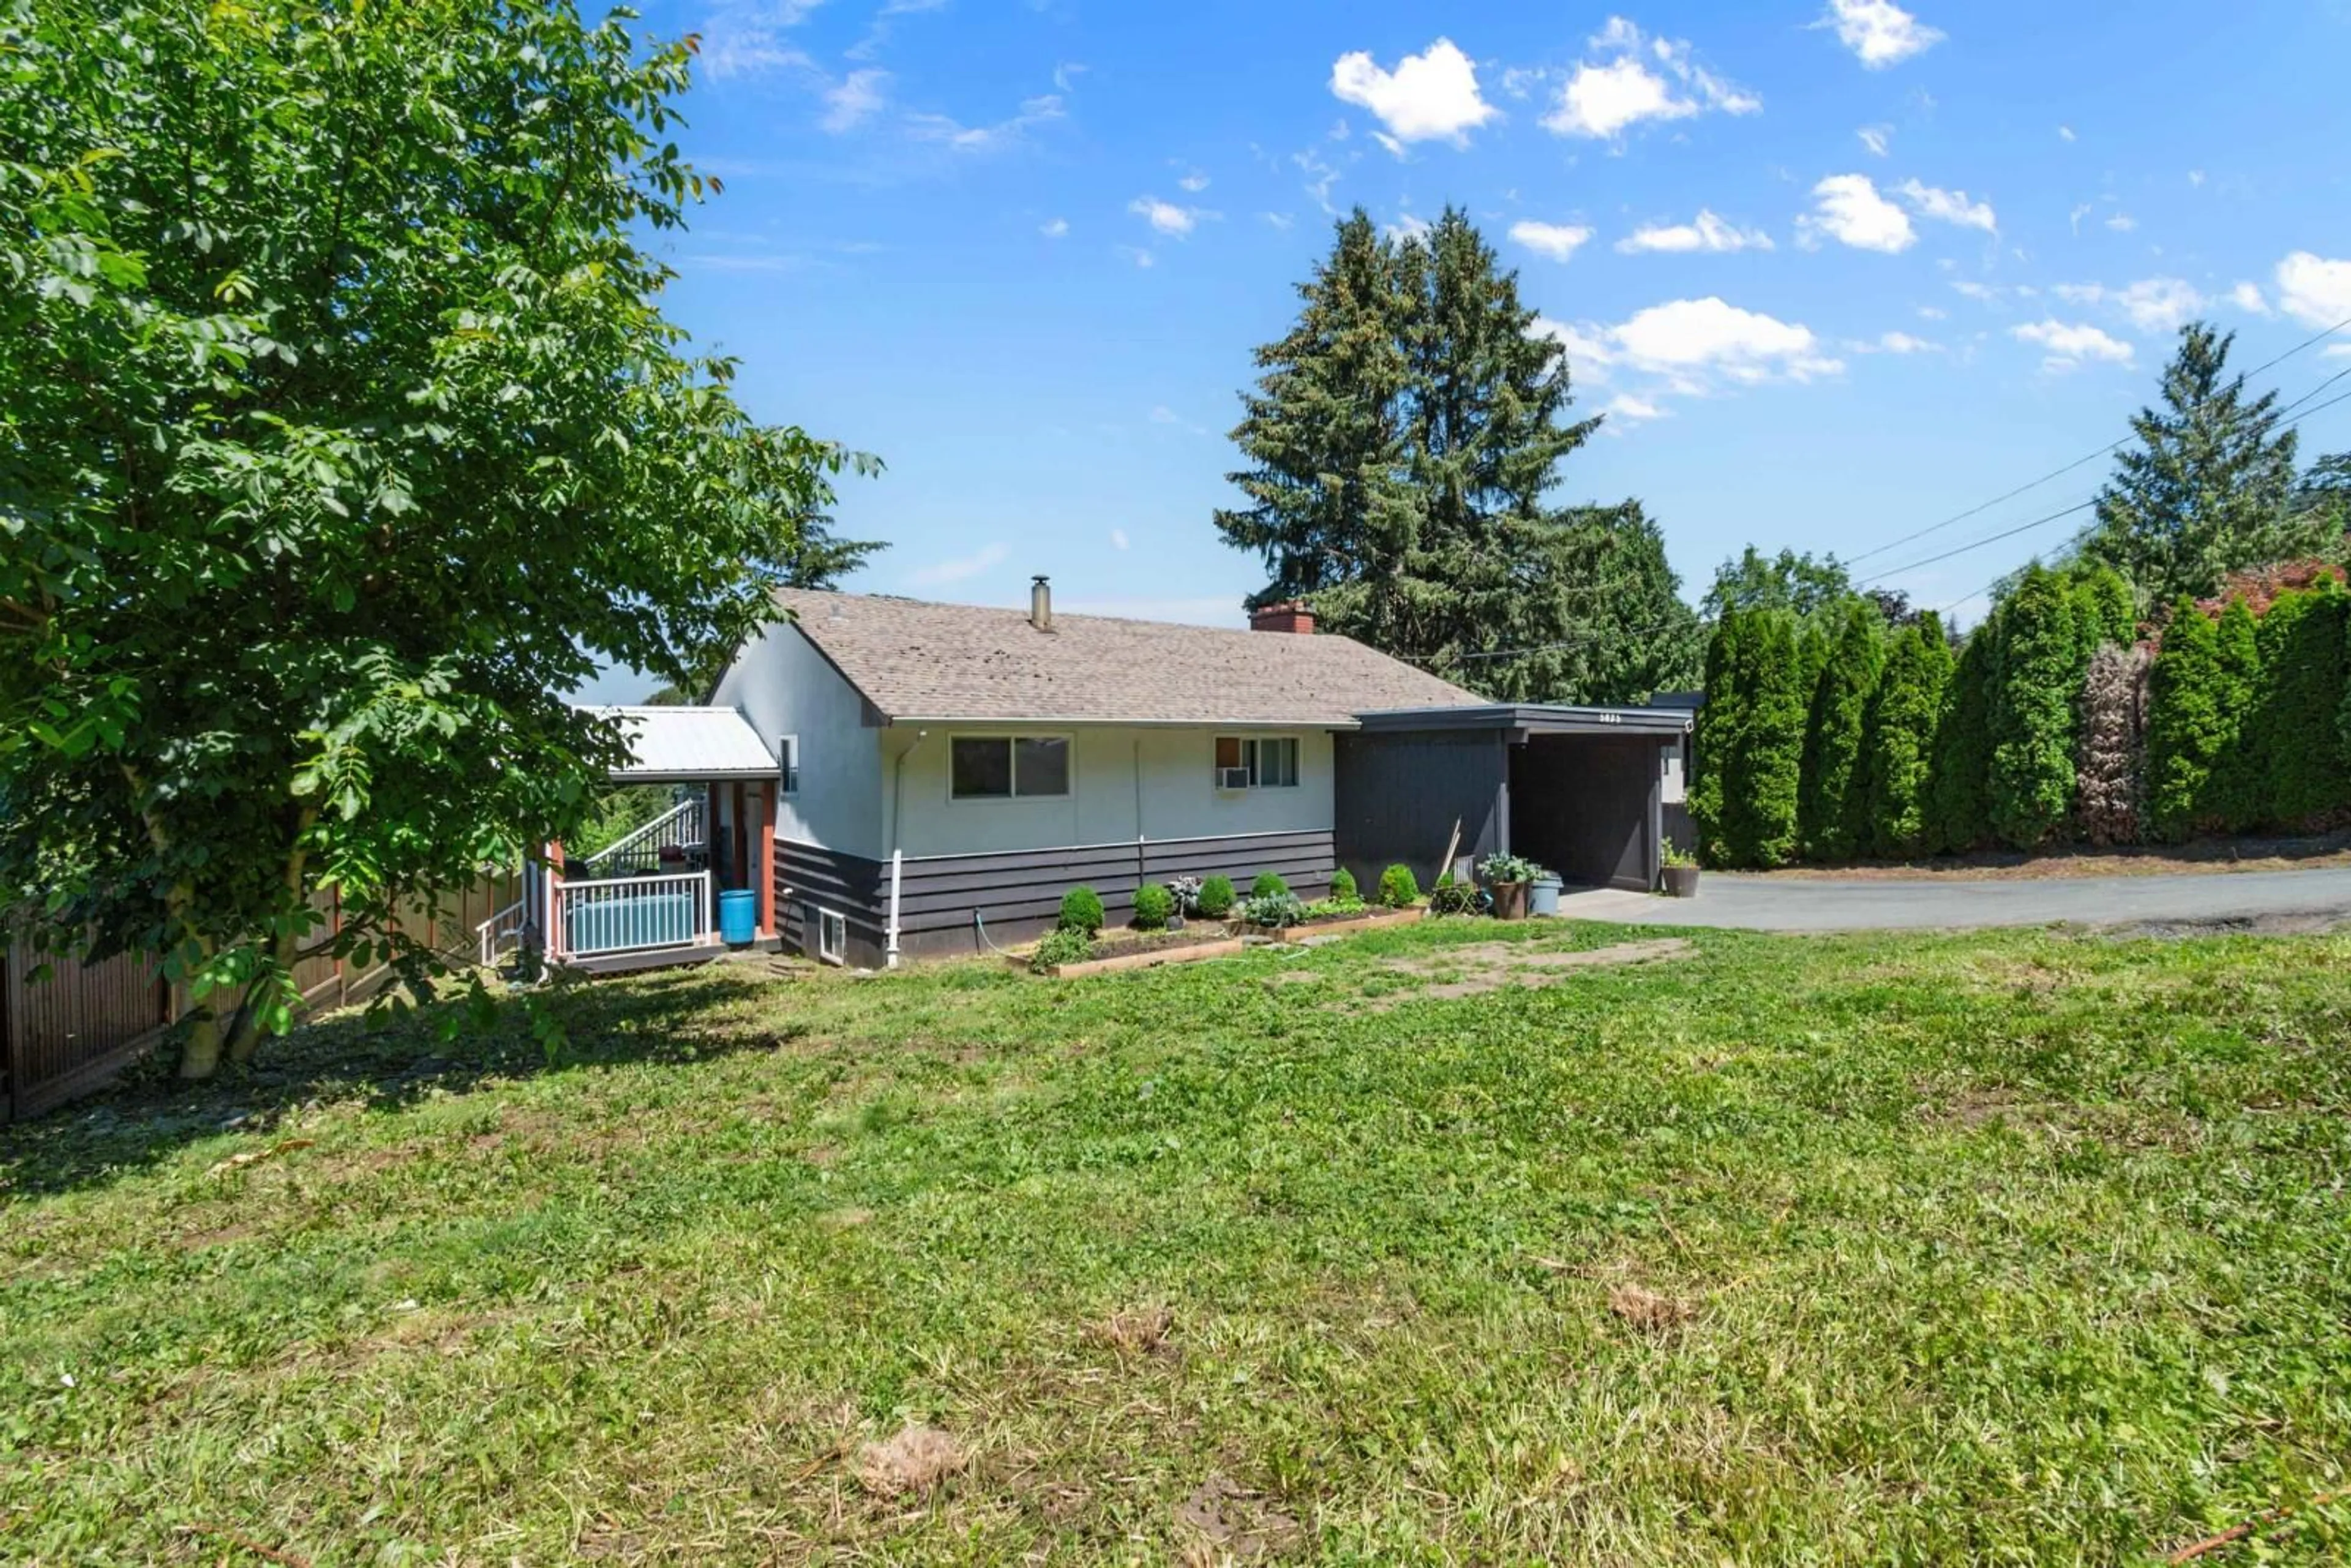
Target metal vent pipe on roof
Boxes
[1030,575,1052,632]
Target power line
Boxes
[1842,313,2351,569]
[1859,497,2099,584]
[1930,383,2351,617]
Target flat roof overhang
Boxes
[1351,703,1693,738]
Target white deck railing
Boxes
[556,869,714,959]
[577,798,705,878]
[476,900,527,968]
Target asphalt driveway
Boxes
[1554,866,2351,932]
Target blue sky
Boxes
[587,0,2351,699]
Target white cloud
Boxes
[2058,124,2076,142]
[1605,393,1668,422]
[1119,246,1156,269]
[906,92,1065,153]
[1542,17,1759,141]
[1542,297,1852,402]
[2105,212,2137,233]
[2276,252,2351,329]
[1386,212,1432,243]
[1856,330,1942,353]
[2188,169,2207,187]
[699,0,823,80]
[1800,174,1915,253]
[2055,277,2207,334]
[1951,280,1998,302]
[1509,220,1595,262]
[2229,280,2270,317]
[1818,0,1944,68]
[1857,124,1892,157]
[1917,304,1948,320]
[2327,343,2351,360]
[1177,170,1210,193]
[1129,197,1209,238]
[820,69,888,132]
[1895,178,1997,233]
[1292,149,1342,214]
[1328,38,1497,148]
[909,541,1009,587]
[1039,217,1068,239]
[1109,528,1130,550]
[2012,319,2134,371]
[1261,211,1295,230]
[1617,209,1773,254]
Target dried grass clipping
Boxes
[1607,1283,1693,1332]
[853,1424,966,1497]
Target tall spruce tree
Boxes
[1217,207,1700,702]
[1797,599,1886,860]
[1860,613,1954,858]
[1987,566,2091,849]
[2077,322,2315,606]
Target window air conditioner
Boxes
[1217,767,1253,790]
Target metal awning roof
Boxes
[1352,702,1694,737]
[583,705,778,783]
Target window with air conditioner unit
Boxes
[1213,735,1300,790]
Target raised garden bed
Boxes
[1014,907,1425,978]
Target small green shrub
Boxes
[1240,891,1304,931]
[1661,844,1700,869]
[1057,885,1105,936]
[1328,866,1359,902]
[1428,873,1479,916]
[1250,871,1289,899]
[1476,852,1535,884]
[1376,863,1420,907]
[1028,926,1095,973]
[1131,883,1175,930]
[1196,874,1236,918]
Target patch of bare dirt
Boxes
[1743,829,2351,882]
[1174,1476,1301,1562]
[2099,911,2351,939]
[1349,939,1691,1011]
[854,1424,967,1497]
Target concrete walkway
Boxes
[1554,866,2351,932]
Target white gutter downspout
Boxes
[886,729,927,968]
[1133,736,1147,888]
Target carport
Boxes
[1336,703,1693,894]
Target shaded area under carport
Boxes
[1335,703,1691,895]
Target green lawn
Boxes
[4,919,2349,1565]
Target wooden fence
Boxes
[2,873,520,1123]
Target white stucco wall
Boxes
[711,619,886,860]
[887,724,1336,858]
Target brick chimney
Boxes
[1249,600,1316,635]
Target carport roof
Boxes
[1352,702,1694,737]
[580,705,778,783]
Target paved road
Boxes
[1553,866,2351,932]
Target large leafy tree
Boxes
[0,0,856,1076]
[2077,323,2317,606]
[1217,207,1699,703]
[1701,547,1853,622]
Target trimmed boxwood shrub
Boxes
[1029,926,1093,973]
[1057,885,1104,936]
[1131,883,1175,930]
[1376,863,1419,907]
[1328,866,1359,902]
[1195,874,1236,918]
[1250,871,1289,898]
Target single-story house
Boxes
[516,580,1692,970]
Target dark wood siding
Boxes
[1510,733,1667,891]
[1333,730,1509,895]
[776,830,1336,963]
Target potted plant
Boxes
[1477,852,1535,921]
[1660,845,1701,898]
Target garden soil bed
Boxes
[1015,907,1425,978]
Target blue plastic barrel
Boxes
[1528,874,1563,918]
[718,888,759,946]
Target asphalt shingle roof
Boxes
[771,588,1486,727]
